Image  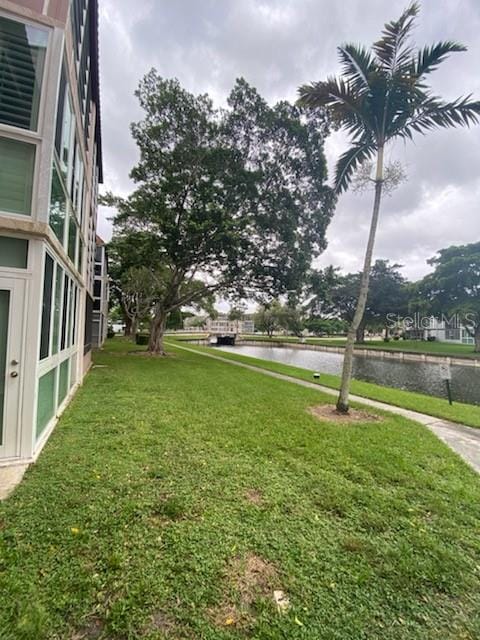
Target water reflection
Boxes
[216,344,480,405]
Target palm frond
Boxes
[297,77,373,138]
[395,95,480,139]
[337,44,376,94]
[334,141,376,194]
[414,41,466,77]
[373,2,418,74]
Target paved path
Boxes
[170,343,480,474]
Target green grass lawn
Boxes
[1,340,480,639]
[241,335,480,359]
[179,342,480,428]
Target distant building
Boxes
[404,316,474,345]
[205,317,255,335]
[426,317,474,345]
[0,0,102,465]
[92,236,108,347]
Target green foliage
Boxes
[104,73,334,351]
[297,2,480,193]
[1,340,480,638]
[415,242,480,349]
[305,317,347,336]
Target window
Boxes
[36,368,56,437]
[52,265,63,355]
[58,358,69,405]
[0,137,35,214]
[0,236,28,267]
[49,163,67,242]
[59,92,74,181]
[39,253,54,359]
[84,294,93,354]
[60,274,69,351]
[68,215,77,263]
[445,327,460,341]
[0,16,48,130]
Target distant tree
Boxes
[254,301,283,338]
[279,305,305,337]
[323,273,364,341]
[417,242,480,351]
[104,73,334,354]
[366,260,409,339]
[298,2,480,412]
[305,317,347,336]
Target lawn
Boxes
[241,335,480,359]
[178,342,480,429]
[1,340,480,639]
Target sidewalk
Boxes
[171,343,480,474]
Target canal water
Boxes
[216,344,480,405]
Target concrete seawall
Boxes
[235,340,480,368]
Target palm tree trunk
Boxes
[336,147,384,413]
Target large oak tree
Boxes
[105,72,335,353]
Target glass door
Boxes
[0,277,24,459]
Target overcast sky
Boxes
[97,0,480,282]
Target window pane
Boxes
[0,236,28,267]
[68,215,77,264]
[49,163,66,243]
[40,254,54,359]
[0,290,10,445]
[70,354,77,388]
[36,368,56,438]
[58,358,69,404]
[60,274,69,350]
[0,137,35,215]
[52,265,63,355]
[0,17,48,130]
[67,281,74,347]
[59,93,74,181]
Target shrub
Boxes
[136,334,150,345]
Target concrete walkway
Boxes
[170,343,480,474]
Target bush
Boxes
[427,336,437,342]
[136,334,150,345]
[107,327,115,339]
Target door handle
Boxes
[10,371,18,378]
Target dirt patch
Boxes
[210,553,282,629]
[128,350,173,357]
[308,404,382,424]
[244,489,264,506]
[150,610,178,635]
[71,616,103,639]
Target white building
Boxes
[426,317,474,345]
[0,0,102,466]
[205,317,255,334]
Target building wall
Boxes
[92,238,108,347]
[0,0,102,464]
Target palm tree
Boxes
[297,2,480,413]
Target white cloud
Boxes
[97,0,480,282]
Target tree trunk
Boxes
[148,310,168,355]
[131,317,138,340]
[336,147,384,413]
[356,321,365,343]
[384,324,389,340]
[475,325,480,353]
[124,315,132,337]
